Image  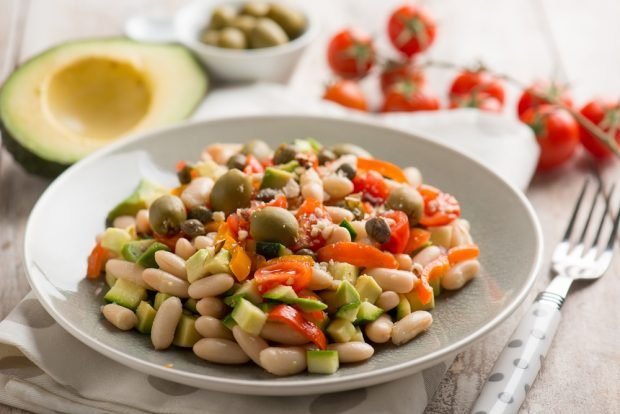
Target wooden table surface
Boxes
[1,0,619,413]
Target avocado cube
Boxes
[260,167,293,190]
[224,279,263,306]
[154,292,173,310]
[275,160,300,172]
[405,288,435,312]
[136,301,157,334]
[186,249,212,283]
[204,248,231,275]
[429,276,441,297]
[104,279,146,311]
[106,179,167,227]
[334,280,361,308]
[326,318,356,343]
[231,298,267,336]
[104,272,117,288]
[354,275,383,304]
[350,326,365,342]
[354,302,384,325]
[263,285,298,302]
[136,242,169,268]
[121,239,155,262]
[290,297,328,312]
[184,298,198,314]
[307,350,339,375]
[318,290,340,314]
[173,314,202,347]
[328,262,359,284]
[100,228,132,254]
[396,294,412,320]
[335,302,360,322]
[221,313,237,330]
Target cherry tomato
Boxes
[380,60,426,93]
[323,80,368,111]
[326,28,375,79]
[520,105,580,171]
[578,98,620,159]
[294,198,330,251]
[517,80,573,118]
[449,69,505,106]
[387,5,436,57]
[381,82,440,113]
[254,261,312,293]
[352,170,390,204]
[381,211,410,254]
[449,92,502,112]
[418,185,461,227]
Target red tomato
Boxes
[326,28,375,79]
[323,80,368,111]
[449,92,502,112]
[578,98,620,159]
[352,170,390,204]
[521,105,580,171]
[387,5,436,57]
[253,261,312,293]
[380,60,426,93]
[517,81,573,118]
[381,211,410,254]
[418,185,461,227]
[381,82,440,113]
[294,198,330,251]
[449,70,505,106]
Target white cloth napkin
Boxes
[0,84,538,414]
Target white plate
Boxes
[24,115,542,396]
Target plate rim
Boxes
[23,114,543,395]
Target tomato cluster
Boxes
[322,4,619,173]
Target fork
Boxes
[471,180,620,414]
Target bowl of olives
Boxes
[175,0,317,83]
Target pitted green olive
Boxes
[209,6,237,30]
[210,169,253,215]
[231,15,257,38]
[241,2,270,17]
[272,144,296,165]
[250,18,288,49]
[250,206,299,246]
[148,195,187,236]
[266,4,306,38]
[386,186,424,225]
[241,139,272,163]
[331,143,373,158]
[218,27,247,49]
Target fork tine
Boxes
[563,180,589,241]
[605,203,620,251]
[592,183,615,247]
[578,181,602,243]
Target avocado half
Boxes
[0,38,208,177]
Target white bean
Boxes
[181,177,214,209]
[307,266,334,290]
[260,322,309,345]
[364,268,416,293]
[328,154,357,172]
[101,303,137,331]
[105,259,148,288]
[325,206,354,223]
[175,237,196,260]
[193,338,250,364]
[196,297,228,318]
[259,347,307,376]
[205,143,242,165]
[395,254,413,271]
[194,235,214,250]
[375,291,400,311]
[142,268,190,298]
[195,316,233,340]
[232,325,269,366]
[412,245,441,267]
[326,226,351,245]
[327,342,374,363]
[188,273,235,299]
[136,209,150,234]
[300,168,324,202]
[441,259,480,290]
[404,167,422,187]
[154,250,187,280]
[113,215,135,229]
[365,314,393,344]
[450,219,473,248]
[322,174,354,199]
[392,311,433,345]
[151,297,182,350]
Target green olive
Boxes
[210,169,253,215]
[250,18,288,49]
[266,4,306,38]
[201,30,220,46]
[226,153,247,170]
[317,148,336,165]
[331,143,373,158]
[241,2,270,17]
[241,139,272,163]
[148,195,187,236]
[218,27,247,49]
[231,15,257,38]
[250,206,299,246]
[386,186,424,225]
[272,144,296,165]
[208,5,237,30]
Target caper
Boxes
[272,144,296,165]
[181,219,206,238]
[201,30,220,46]
[295,248,317,260]
[336,163,356,181]
[250,206,299,246]
[188,206,213,224]
[266,4,306,39]
[250,17,288,49]
[209,5,237,30]
[386,186,424,225]
[256,187,280,203]
[177,164,194,185]
[365,217,391,244]
[241,139,272,163]
[149,195,187,236]
[227,153,247,170]
[210,169,253,215]
[218,27,247,49]
[317,148,336,165]
[241,2,269,18]
[332,143,373,158]
[231,15,257,38]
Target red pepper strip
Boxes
[447,244,480,265]
[381,210,410,254]
[244,154,264,174]
[154,233,182,250]
[317,242,399,269]
[417,256,450,304]
[404,228,431,254]
[86,243,108,279]
[254,261,312,293]
[357,158,408,183]
[268,304,327,350]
